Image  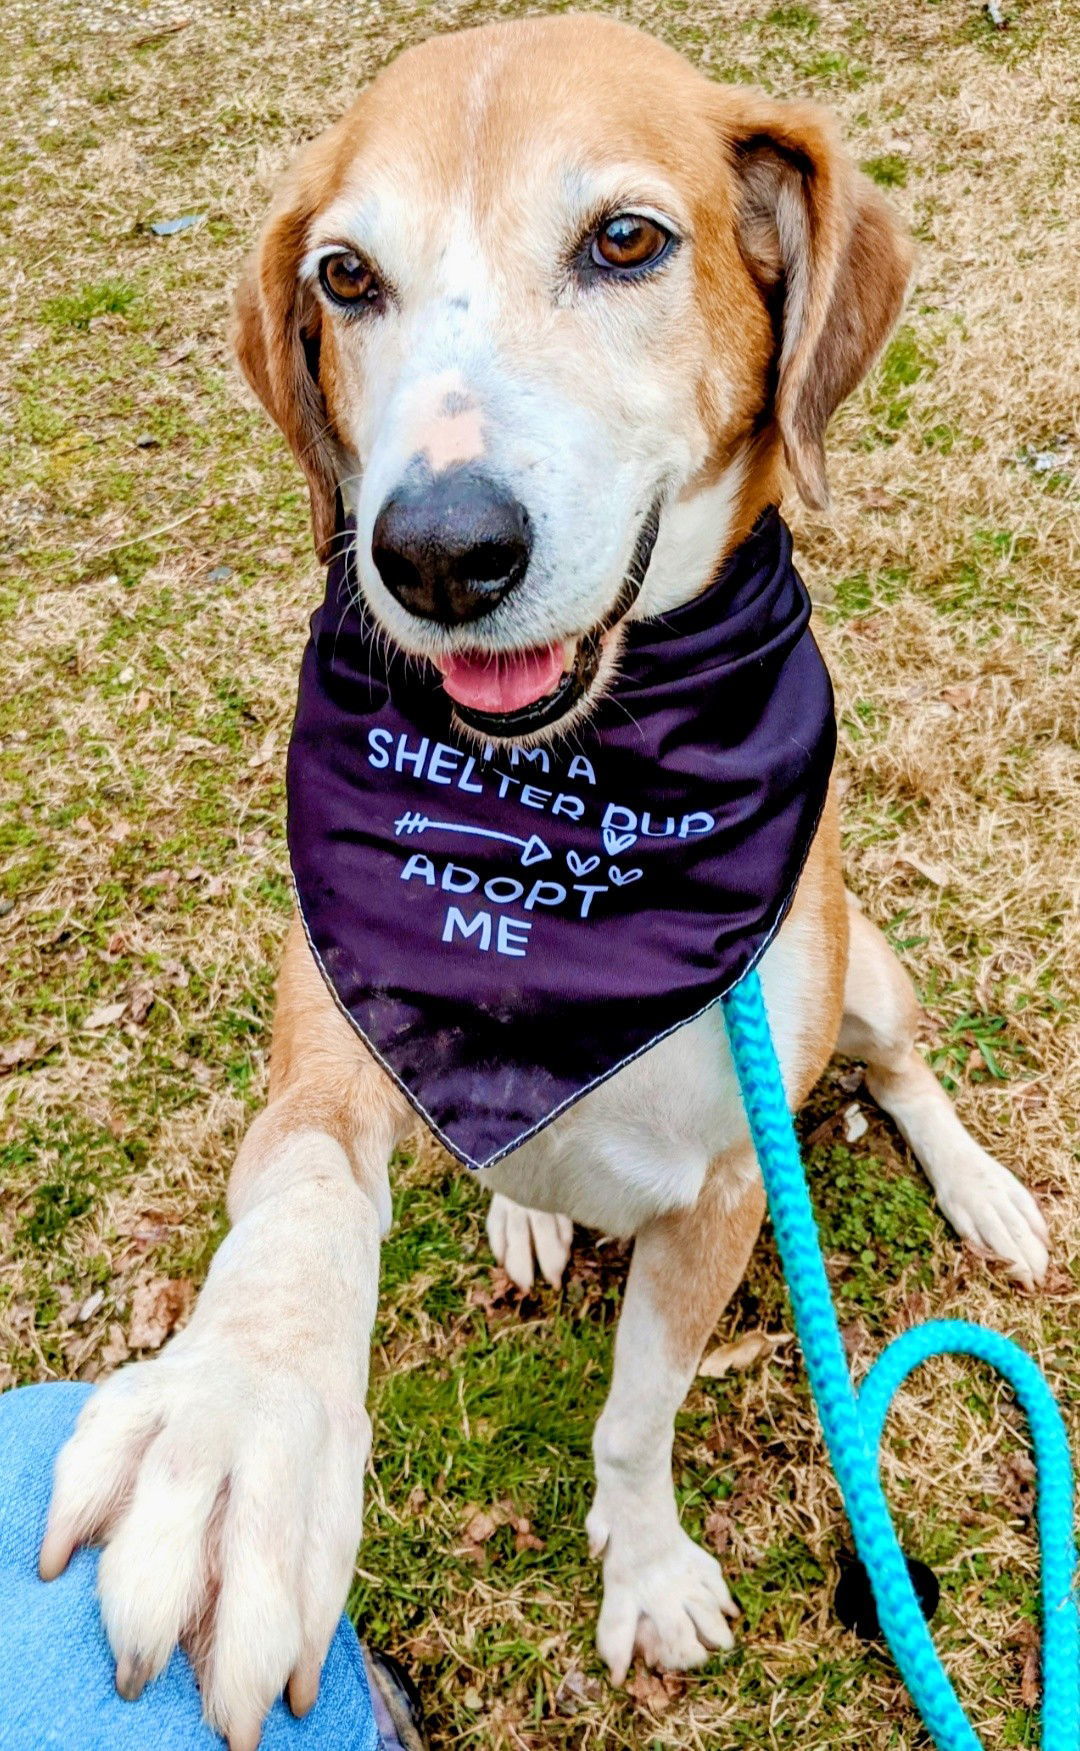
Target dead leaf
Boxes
[402,1633,441,1663]
[466,1266,520,1317]
[100,1322,131,1369]
[842,1319,873,1365]
[554,1668,602,1716]
[125,984,155,1025]
[699,1330,788,1379]
[898,1290,932,1328]
[514,1521,545,1554]
[84,1000,128,1031]
[0,1035,54,1074]
[625,1671,684,1713]
[247,731,277,770]
[859,488,902,513]
[835,1065,865,1095]
[704,1506,732,1555]
[160,339,196,367]
[127,1277,195,1350]
[1021,1647,1040,1709]
[940,681,980,710]
[463,1506,504,1545]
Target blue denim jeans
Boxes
[0,1383,385,1750]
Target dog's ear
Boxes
[721,94,914,508]
[232,164,340,561]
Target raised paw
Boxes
[934,1144,1049,1291]
[586,1508,738,1684]
[40,1333,370,1751]
[486,1193,573,1292]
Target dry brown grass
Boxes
[1,0,1077,1746]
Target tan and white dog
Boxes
[40,17,1050,1750]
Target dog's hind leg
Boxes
[485,1193,573,1291]
[586,1153,763,1682]
[838,893,1048,1288]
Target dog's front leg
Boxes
[587,1152,764,1682]
[41,918,406,1751]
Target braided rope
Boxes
[720,969,1078,1750]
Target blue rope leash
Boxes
[720,969,1079,1749]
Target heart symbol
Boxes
[608,865,643,887]
[603,828,638,856]
[567,850,600,877]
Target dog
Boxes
[39,17,1050,1750]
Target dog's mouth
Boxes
[430,496,663,738]
[434,636,598,736]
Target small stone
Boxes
[135,433,159,448]
[843,1103,869,1143]
[77,1289,105,1324]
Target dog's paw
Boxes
[40,1334,370,1751]
[933,1145,1049,1290]
[586,1507,738,1683]
[486,1193,573,1292]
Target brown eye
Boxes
[591,214,672,272]
[320,251,381,308]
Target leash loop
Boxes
[720,969,1079,1751]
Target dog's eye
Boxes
[319,251,381,308]
[591,214,672,272]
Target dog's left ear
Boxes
[232,152,341,561]
[720,93,915,508]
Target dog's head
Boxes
[235,15,912,738]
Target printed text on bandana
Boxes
[367,729,715,959]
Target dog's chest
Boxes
[476,903,820,1235]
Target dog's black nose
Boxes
[371,465,532,625]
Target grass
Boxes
[1,0,1078,1746]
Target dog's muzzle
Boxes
[448,494,665,737]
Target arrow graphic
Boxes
[394,812,552,868]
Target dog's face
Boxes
[236,16,911,737]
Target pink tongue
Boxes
[437,643,565,714]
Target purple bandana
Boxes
[287,507,835,1170]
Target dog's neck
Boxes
[635,438,788,620]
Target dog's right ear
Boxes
[232,166,340,561]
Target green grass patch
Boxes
[863,325,932,443]
[766,3,820,32]
[808,1144,941,1317]
[861,152,909,188]
[41,278,139,331]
